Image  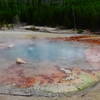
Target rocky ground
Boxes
[0,83,100,100]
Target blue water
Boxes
[0,40,90,69]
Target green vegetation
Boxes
[77,29,84,34]
[0,0,100,29]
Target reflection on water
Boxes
[0,39,99,70]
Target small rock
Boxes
[65,75,75,80]
[8,44,14,48]
[60,68,72,74]
[16,58,26,64]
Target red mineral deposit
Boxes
[0,64,67,88]
[85,46,100,69]
[49,35,100,45]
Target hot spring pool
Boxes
[0,39,99,70]
[0,35,100,96]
